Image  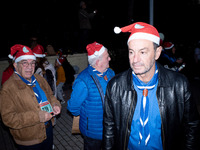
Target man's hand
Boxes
[39,111,53,123]
[53,105,61,115]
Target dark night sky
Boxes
[3,0,200,59]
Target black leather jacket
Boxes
[103,63,200,150]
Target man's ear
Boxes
[13,62,17,71]
[155,46,162,60]
[95,59,100,67]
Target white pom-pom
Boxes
[114,27,121,34]
[8,54,13,59]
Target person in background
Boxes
[194,41,200,79]
[33,44,57,97]
[30,36,42,50]
[56,48,75,89]
[73,65,80,80]
[55,57,66,104]
[1,59,14,85]
[159,41,184,72]
[103,22,200,150]
[62,57,75,90]
[0,44,61,150]
[78,1,96,52]
[67,42,115,150]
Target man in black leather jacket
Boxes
[103,22,200,150]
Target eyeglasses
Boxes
[18,61,36,67]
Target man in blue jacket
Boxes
[67,42,115,150]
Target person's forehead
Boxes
[128,39,153,49]
[101,49,109,57]
[20,59,36,62]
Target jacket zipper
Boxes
[87,117,88,130]
[157,87,165,150]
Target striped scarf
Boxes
[132,65,158,146]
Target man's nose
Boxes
[133,53,140,63]
[27,63,34,69]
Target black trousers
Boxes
[83,135,102,150]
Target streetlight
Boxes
[149,0,154,25]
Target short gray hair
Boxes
[88,49,107,66]
[153,42,159,51]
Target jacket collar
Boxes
[12,73,26,90]
[157,63,171,87]
[13,73,39,90]
[127,62,171,90]
[127,68,134,91]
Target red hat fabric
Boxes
[114,22,160,45]
[86,42,106,59]
[57,57,66,65]
[32,44,46,58]
[8,44,36,63]
[163,42,174,50]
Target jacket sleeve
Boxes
[67,78,88,116]
[183,78,200,150]
[103,82,115,150]
[0,89,41,129]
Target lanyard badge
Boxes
[39,101,54,115]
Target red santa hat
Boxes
[32,44,46,58]
[86,42,106,60]
[163,42,174,50]
[8,44,36,63]
[57,56,66,65]
[114,22,160,45]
